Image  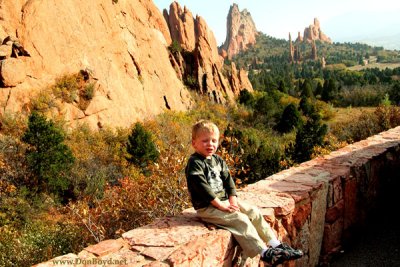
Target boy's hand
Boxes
[211,197,239,212]
[222,203,239,212]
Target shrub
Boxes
[388,81,400,105]
[52,74,80,103]
[183,75,199,89]
[293,112,328,162]
[375,105,400,131]
[126,122,160,167]
[67,125,127,199]
[0,221,84,267]
[238,89,255,107]
[0,133,30,185]
[276,103,302,133]
[168,40,182,55]
[83,83,95,100]
[299,96,313,116]
[21,112,75,201]
[50,72,96,110]
[253,93,281,127]
[330,112,379,143]
[245,141,282,183]
[220,126,286,184]
[335,85,387,107]
[31,90,56,112]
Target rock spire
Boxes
[163,2,253,104]
[219,3,258,60]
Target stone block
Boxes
[325,199,344,223]
[84,238,127,257]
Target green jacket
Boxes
[185,152,237,210]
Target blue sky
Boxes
[153,0,400,49]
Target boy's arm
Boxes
[211,197,239,212]
[228,195,239,209]
[220,157,237,197]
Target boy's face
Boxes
[192,130,219,158]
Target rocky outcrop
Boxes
[165,2,196,51]
[0,0,254,128]
[302,18,332,44]
[311,40,318,60]
[290,18,329,63]
[0,0,193,129]
[163,2,253,103]
[289,33,294,63]
[219,4,258,60]
[289,33,302,63]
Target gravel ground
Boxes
[329,212,400,267]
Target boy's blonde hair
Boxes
[192,120,219,140]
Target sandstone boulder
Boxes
[0,58,26,87]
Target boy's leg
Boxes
[237,201,278,244]
[196,202,266,258]
[238,201,304,262]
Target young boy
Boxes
[185,120,303,266]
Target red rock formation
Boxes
[289,33,294,63]
[0,0,254,129]
[163,2,253,103]
[302,18,332,44]
[166,2,196,51]
[296,31,303,43]
[311,40,318,60]
[219,4,258,60]
[0,0,194,129]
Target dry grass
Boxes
[348,62,400,71]
[327,106,376,126]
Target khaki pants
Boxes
[196,200,277,258]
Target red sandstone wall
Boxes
[34,126,400,267]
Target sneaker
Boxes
[260,247,286,266]
[276,243,304,260]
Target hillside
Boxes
[232,33,400,70]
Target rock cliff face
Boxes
[0,0,190,129]
[219,4,258,60]
[0,0,252,129]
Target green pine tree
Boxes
[126,122,160,167]
[293,111,328,163]
[276,103,302,133]
[22,112,75,199]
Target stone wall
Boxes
[34,126,400,267]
